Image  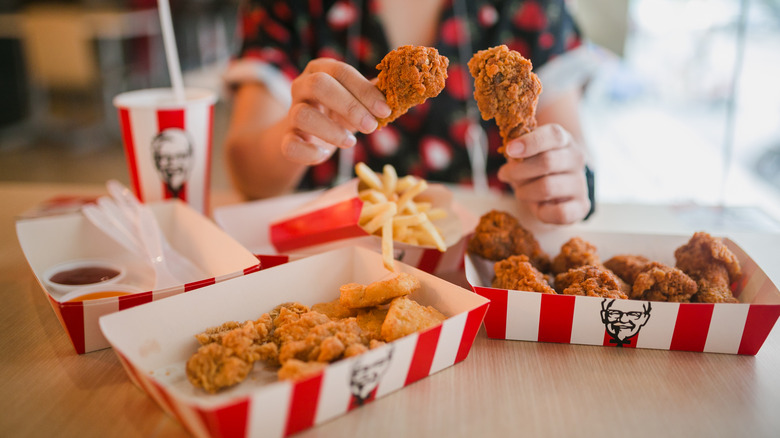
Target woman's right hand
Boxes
[282,58,392,164]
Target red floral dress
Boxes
[235,0,582,190]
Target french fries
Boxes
[355,163,448,271]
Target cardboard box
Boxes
[99,246,489,438]
[214,182,478,275]
[16,199,262,354]
[465,231,780,355]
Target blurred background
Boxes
[1,0,779,227]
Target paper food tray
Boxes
[16,199,261,354]
[214,185,477,275]
[100,246,489,438]
[465,230,780,355]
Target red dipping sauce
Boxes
[49,266,121,286]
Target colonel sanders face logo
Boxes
[349,346,393,405]
[601,299,652,346]
[151,128,193,198]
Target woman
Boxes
[224,0,595,224]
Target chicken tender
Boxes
[468,45,542,153]
[277,359,328,381]
[492,255,556,294]
[376,45,449,127]
[467,210,551,271]
[674,232,741,303]
[381,296,447,342]
[551,237,601,275]
[554,265,628,300]
[603,254,651,284]
[339,272,421,308]
[631,261,698,302]
[312,298,359,320]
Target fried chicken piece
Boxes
[631,261,698,302]
[492,255,556,294]
[356,307,389,341]
[381,296,447,342]
[468,45,542,153]
[375,45,449,127]
[554,265,628,300]
[339,272,421,309]
[467,210,551,271]
[277,359,328,381]
[186,320,264,393]
[674,232,741,303]
[603,254,651,284]
[551,237,601,275]
[273,310,332,346]
[278,317,368,364]
[312,298,359,320]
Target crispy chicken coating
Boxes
[467,210,551,271]
[380,296,447,342]
[603,254,651,284]
[492,255,556,294]
[674,232,741,303]
[554,265,628,300]
[376,45,449,127]
[339,272,421,309]
[551,237,601,275]
[468,45,542,153]
[631,261,698,302]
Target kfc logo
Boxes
[601,298,652,347]
[349,345,393,407]
[151,128,194,199]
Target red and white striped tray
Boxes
[100,246,489,438]
[465,231,780,355]
[17,199,262,354]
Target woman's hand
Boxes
[497,123,591,224]
[282,58,392,164]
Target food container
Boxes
[465,230,780,355]
[99,246,489,438]
[214,181,478,275]
[16,199,262,354]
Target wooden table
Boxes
[2,182,779,438]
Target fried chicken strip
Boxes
[375,45,449,127]
[468,45,542,154]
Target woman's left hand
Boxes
[497,123,591,224]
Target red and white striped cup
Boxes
[113,88,217,215]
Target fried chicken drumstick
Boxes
[375,45,449,128]
[468,45,542,154]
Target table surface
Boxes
[2,181,779,438]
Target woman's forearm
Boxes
[224,83,309,199]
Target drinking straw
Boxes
[157,0,186,103]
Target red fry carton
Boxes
[99,246,489,438]
[268,179,477,275]
[465,231,780,355]
[16,199,261,354]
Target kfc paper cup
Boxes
[114,88,217,215]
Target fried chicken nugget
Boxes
[551,237,601,275]
[312,298,359,320]
[467,210,551,271]
[277,359,328,381]
[356,307,389,341]
[468,45,542,153]
[339,272,421,309]
[554,265,628,300]
[381,296,447,342]
[492,254,556,294]
[376,45,449,128]
[631,261,698,302]
[603,254,651,284]
[674,232,741,303]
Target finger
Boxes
[497,147,585,183]
[281,132,337,165]
[504,124,572,159]
[531,197,592,225]
[288,102,356,149]
[511,172,588,203]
